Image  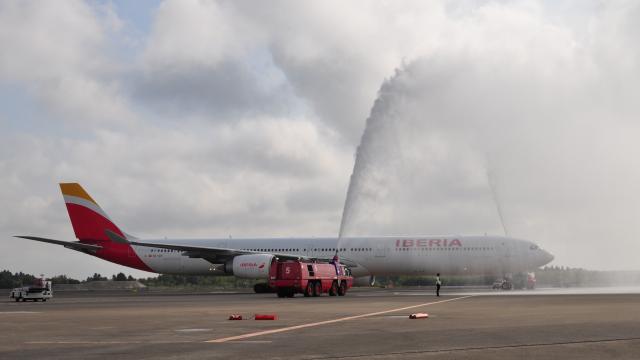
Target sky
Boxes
[1,0,639,279]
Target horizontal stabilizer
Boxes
[15,236,102,252]
[104,229,128,244]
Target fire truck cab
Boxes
[268,259,353,298]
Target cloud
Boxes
[137,0,450,141]
[132,59,299,119]
[0,1,136,127]
[240,0,448,142]
[134,0,303,120]
[1,0,640,278]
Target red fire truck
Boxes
[268,259,353,298]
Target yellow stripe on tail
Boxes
[60,183,98,205]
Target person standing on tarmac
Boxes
[436,273,442,296]
[331,254,341,275]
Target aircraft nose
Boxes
[542,250,554,264]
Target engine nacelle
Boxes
[226,254,275,279]
[353,275,376,287]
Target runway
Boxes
[1,288,639,359]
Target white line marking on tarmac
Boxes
[25,341,196,345]
[206,295,475,343]
[0,311,42,314]
[25,339,271,345]
[226,340,273,344]
[175,328,212,332]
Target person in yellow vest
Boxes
[436,273,442,296]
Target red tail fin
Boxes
[60,183,125,242]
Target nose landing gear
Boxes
[492,272,536,290]
[492,278,513,290]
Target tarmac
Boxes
[1,288,639,359]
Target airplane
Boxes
[16,183,554,288]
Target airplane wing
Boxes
[104,230,359,267]
[14,236,102,253]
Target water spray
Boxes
[335,83,407,262]
[487,166,510,237]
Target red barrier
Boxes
[228,314,243,320]
[254,314,278,320]
[409,313,429,319]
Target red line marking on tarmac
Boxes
[206,295,475,343]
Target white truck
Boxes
[10,278,53,302]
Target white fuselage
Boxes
[132,235,554,277]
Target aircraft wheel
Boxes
[254,283,271,293]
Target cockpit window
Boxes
[529,245,539,250]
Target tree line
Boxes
[3,267,640,289]
[0,270,136,288]
[0,270,248,289]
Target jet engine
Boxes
[225,254,274,279]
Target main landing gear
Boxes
[492,275,513,290]
[254,283,272,293]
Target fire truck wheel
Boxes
[313,282,322,297]
[277,289,286,298]
[304,283,313,297]
[338,281,347,296]
[329,281,338,296]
